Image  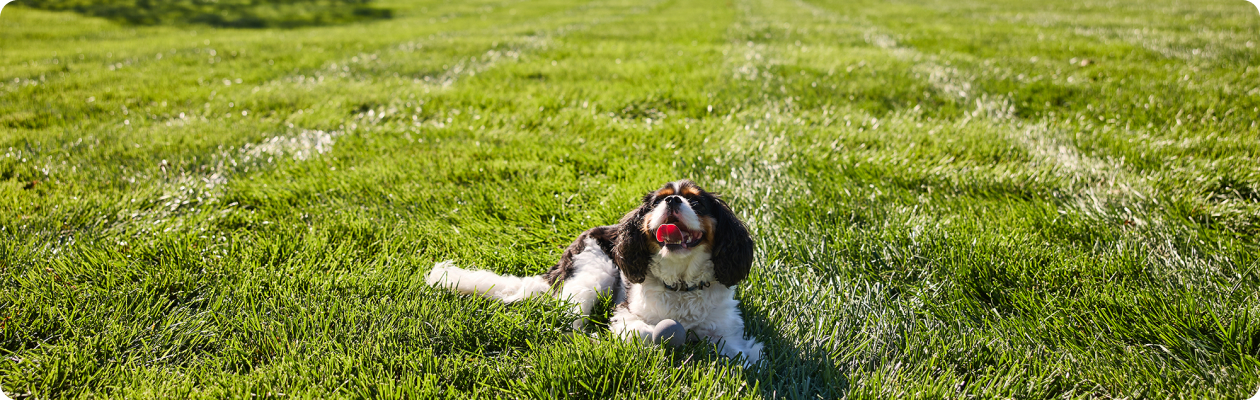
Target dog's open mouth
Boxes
[655,224,703,249]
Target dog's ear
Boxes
[708,194,754,287]
[613,193,655,284]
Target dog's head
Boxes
[613,180,754,287]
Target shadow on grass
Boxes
[742,305,850,399]
[17,0,392,28]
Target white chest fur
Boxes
[624,279,742,336]
[647,244,715,287]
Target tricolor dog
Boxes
[426,180,761,364]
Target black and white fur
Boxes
[426,180,762,364]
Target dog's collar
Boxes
[664,281,710,292]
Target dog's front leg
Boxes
[693,322,763,365]
[608,308,654,342]
[718,336,763,366]
[609,309,687,347]
[695,332,762,366]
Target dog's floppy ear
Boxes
[708,194,755,287]
[613,193,655,284]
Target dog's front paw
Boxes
[741,341,764,366]
[651,319,687,348]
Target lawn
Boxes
[1,0,1258,398]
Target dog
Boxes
[426,180,762,364]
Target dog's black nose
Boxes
[665,195,683,205]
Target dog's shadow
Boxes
[740,305,849,399]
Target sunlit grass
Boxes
[1,0,1257,398]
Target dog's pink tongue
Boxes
[656,224,683,243]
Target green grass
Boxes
[1,0,1258,398]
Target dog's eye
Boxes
[689,199,706,212]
